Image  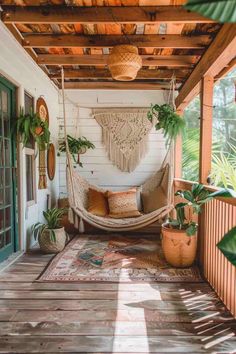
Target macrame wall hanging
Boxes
[93,108,153,172]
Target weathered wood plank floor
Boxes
[0,248,236,353]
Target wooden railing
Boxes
[174,179,236,318]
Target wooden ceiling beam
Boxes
[62,81,171,90]
[23,34,212,49]
[50,68,190,80]
[38,54,199,67]
[2,6,215,24]
[176,24,236,111]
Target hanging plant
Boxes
[148,104,185,146]
[184,0,236,23]
[58,135,95,166]
[15,108,50,150]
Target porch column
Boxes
[174,109,184,179]
[198,75,214,268]
[199,75,214,184]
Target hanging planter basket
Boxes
[108,45,142,81]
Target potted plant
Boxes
[58,134,95,166]
[162,184,212,268]
[148,104,185,145]
[32,208,67,254]
[15,108,50,150]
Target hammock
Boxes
[61,69,174,232]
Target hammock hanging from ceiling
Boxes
[61,69,175,232]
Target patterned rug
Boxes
[37,234,202,283]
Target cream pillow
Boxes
[107,188,141,218]
[141,164,169,214]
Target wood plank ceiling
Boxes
[0,0,221,90]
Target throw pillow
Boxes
[107,188,141,218]
[141,164,169,213]
[87,188,109,217]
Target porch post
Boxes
[199,75,214,184]
[174,109,183,179]
[198,75,214,268]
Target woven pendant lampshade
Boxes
[108,45,142,81]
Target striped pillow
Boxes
[107,189,141,219]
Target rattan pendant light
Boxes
[108,45,142,81]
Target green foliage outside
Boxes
[182,69,236,191]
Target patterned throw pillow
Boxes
[87,188,109,217]
[107,189,141,218]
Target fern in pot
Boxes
[148,104,185,145]
[15,108,50,150]
[58,135,95,166]
[32,208,67,254]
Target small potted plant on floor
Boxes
[58,134,95,166]
[32,208,67,254]
[161,184,212,268]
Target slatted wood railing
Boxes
[174,179,236,318]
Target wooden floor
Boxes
[0,247,236,353]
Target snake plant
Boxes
[59,135,95,165]
[32,208,67,243]
[148,104,185,146]
[15,108,50,150]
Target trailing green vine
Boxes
[15,108,50,150]
[148,104,185,146]
[59,135,95,166]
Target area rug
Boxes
[37,234,202,283]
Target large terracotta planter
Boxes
[161,223,197,268]
[38,227,66,254]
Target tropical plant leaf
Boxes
[209,188,236,198]
[186,223,197,236]
[184,0,236,23]
[217,226,236,266]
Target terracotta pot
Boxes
[34,126,43,136]
[161,223,197,268]
[38,227,66,254]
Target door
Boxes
[0,77,18,262]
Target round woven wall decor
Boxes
[108,45,142,81]
[47,143,56,181]
[36,97,49,123]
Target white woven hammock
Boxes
[61,69,174,232]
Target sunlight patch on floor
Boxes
[112,265,150,353]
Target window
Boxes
[211,69,236,190]
[24,92,36,205]
[182,95,200,182]
[24,92,35,149]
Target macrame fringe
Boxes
[93,108,153,172]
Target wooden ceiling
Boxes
[0,0,222,91]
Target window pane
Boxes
[182,96,200,182]
[5,207,11,228]
[26,154,35,202]
[24,92,34,149]
[0,210,3,230]
[5,168,11,187]
[0,232,4,249]
[211,69,236,190]
[4,139,11,166]
[0,138,3,166]
[0,189,3,207]
[5,229,11,245]
[0,168,3,188]
[5,187,11,205]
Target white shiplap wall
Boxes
[58,90,168,197]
